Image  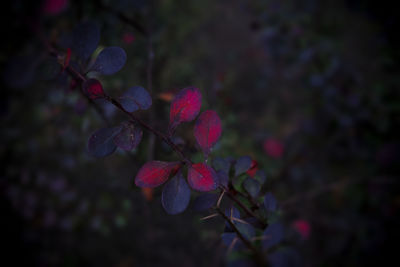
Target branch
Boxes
[215,207,267,266]
[224,188,267,229]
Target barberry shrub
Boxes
[7,17,290,266]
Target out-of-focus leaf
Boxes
[264,192,278,212]
[91,47,127,75]
[268,248,302,267]
[71,21,100,60]
[217,170,229,187]
[236,221,256,240]
[254,170,267,185]
[113,123,142,151]
[192,193,218,211]
[169,87,202,132]
[234,156,252,176]
[212,157,231,174]
[187,163,218,192]
[161,172,191,215]
[119,86,152,112]
[263,222,284,250]
[135,161,181,188]
[243,177,260,197]
[194,110,222,157]
[221,232,237,246]
[87,126,121,157]
[225,206,240,220]
[232,175,247,191]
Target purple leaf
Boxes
[263,223,284,250]
[217,170,229,187]
[243,177,260,197]
[119,86,152,112]
[87,126,122,157]
[264,192,278,212]
[91,47,127,75]
[234,156,252,176]
[254,170,267,184]
[192,193,218,211]
[113,123,142,151]
[212,157,231,174]
[161,172,191,215]
[235,221,256,240]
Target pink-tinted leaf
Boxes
[82,78,104,99]
[135,161,181,188]
[194,110,222,157]
[187,163,218,192]
[113,122,142,151]
[169,87,202,132]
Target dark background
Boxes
[1,0,399,266]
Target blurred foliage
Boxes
[1,0,399,266]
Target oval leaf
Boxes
[194,110,222,157]
[212,157,231,174]
[82,78,104,99]
[225,206,240,220]
[161,172,191,215]
[264,192,278,212]
[234,156,252,176]
[135,161,181,188]
[254,170,267,185]
[236,221,256,240]
[217,170,229,187]
[243,177,260,197]
[119,86,152,112]
[91,47,127,75]
[72,21,100,60]
[169,87,202,132]
[187,163,218,192]
[263,223,284,250]
[113,123,142,151]
[192,193,219,211]
[87,126,121,157]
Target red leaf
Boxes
[135,161,181,188]
[42,0,68,15]
[194,110,222,157]
[246,160,259,177]
[188,163,218,192]
[292,219,311,240]
[263,138,284,159]
[169,87,202,133]
[82,78,104,99]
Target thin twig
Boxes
[215,207,267,266]
[224,188,267,229]
[200,213,219,221]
